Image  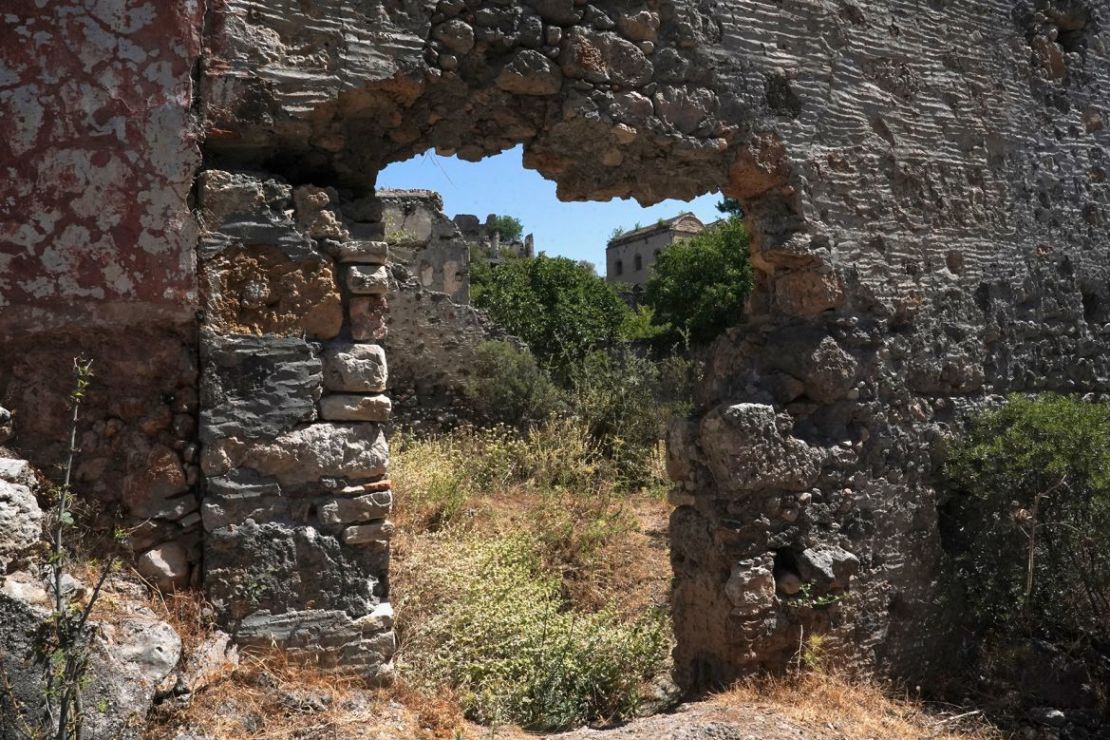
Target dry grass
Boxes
[146,649,483,739]
[716,671,1003,740]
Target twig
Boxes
[934,709,982,725]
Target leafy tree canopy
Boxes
[490,215,524,242]
[642,217,752,346]
[472,255,635,381]
[716,197,744,218]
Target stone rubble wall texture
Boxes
[195,170,396,679]
[373,190,522,428]
[1,0,1107,692]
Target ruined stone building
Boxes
[1,0,1108,697]
[453,213,537,263]
[605,212,706,288]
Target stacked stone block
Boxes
[195,171,396,679]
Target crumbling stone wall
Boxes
[195,171,396,677]
[4,0,1108,693]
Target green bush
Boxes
[944,394,1110,643]
[400,535,670,730]
[471,255,635,382]
[569,348,693,487]
[465,341,566,427]
[643,217,752,346]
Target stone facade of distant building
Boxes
[605,213,706,291]
[453,214,535,265]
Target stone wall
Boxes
[194,171,396,678]
[3,0,1108,693]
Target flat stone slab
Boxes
[319,394,392,422]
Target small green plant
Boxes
[2,358,119,740]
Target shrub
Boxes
[392,419,608,531]
[399,535,669,730]
[464,341,565,427]
[569,348,695,487]
[943,394,1110,644]
[470,255,634,382]
[643,217,752,346]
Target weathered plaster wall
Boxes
[0,1,206,587]
[0,0,202,330]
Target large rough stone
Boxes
[202,246,344,340]
[797,545,860,591]
[0,481,41,570]
[700,404,823,493]
[0,592,181,740]
[497,49,563,96]
[204,520,388,621]
[200,334,323,442]
[204,423,388,487]
[322,343,388,393]
[235,605,395,677]
[0,405,12,444]
[137,542,191,592]
[350,296,389,342]
[559,28,653,88]
[0,457,36,489]
[121,444,195,520]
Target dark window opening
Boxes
[634,254,643,271]
[614,259,623,275]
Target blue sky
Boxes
[376,145,722,270]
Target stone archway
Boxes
[193,0,1110,691]
[3,0,1107,696]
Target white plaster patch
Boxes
[143,104,195,180]
[87,0,157,34]
[75,15,118,74]
[3,223,43,250]
[102,260,135,296]
[1,85,45,157]
[0,59,22,87]
[19,275,55,299]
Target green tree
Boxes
[642,217,752,346]
[716,196,744,218]
[490,215,524,242]
[472,255,632,381]
[944,394,1110,644]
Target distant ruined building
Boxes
[606,212,707,295]
[453,213,536,264]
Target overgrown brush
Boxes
[944,394,1110,644]
[392,420,673,731]
[399,535,669,731]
